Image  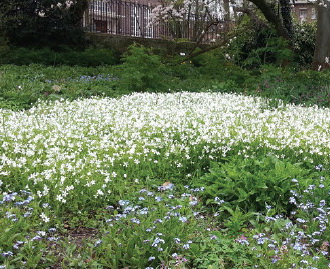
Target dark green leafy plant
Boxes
[191,231,254,268]
[194,155,316,215]
[114,44,168,92]
[293,22,316,67]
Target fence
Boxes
[82,0,229,43]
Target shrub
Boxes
[293,21,316,68]
[248,66,330,107]
[1,47,119,66]
[114,44,169,92]
[0,0,88,48]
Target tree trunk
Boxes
[223,0,230,21]
[279,0,294,38]
[312,4,330,71]
[248,0,291,41]
[223,0,231,32]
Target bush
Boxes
[1,47,119,66]
[222,14,295,70]
[114,44,169,92]
[247,66,330,107]
[293,22,317,67]
[0,0,88,48]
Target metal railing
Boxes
[82,0,229,43]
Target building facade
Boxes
[292,0,317,23]
[82,0,317,43]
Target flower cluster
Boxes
[95,182,205,268]
[0,93,330,212]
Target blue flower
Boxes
[155,196,162,202]
[48,228,57,233]
[118,200,130,207]
[131,218,141,224]
[23,212,32,217]
[1,251,13,257]
[179,216,188,223]
[94,240,103,247]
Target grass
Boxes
[0,64,123,111]
[1,89,330,268]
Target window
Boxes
[299,8,307,22]
[131,6,153,38]
[94,20,107,33]
[90,1,110,13]
[131,7,141,37]
[311,8,316,20]
[144,8,154,38]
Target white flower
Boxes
[40,212,50,223]
[65,0,74,8]
[38,11,45,17]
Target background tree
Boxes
[149,0,230,42]
[246,0,294,41]
[312,1,330,70]
[0,0,88,48]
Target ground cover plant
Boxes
[2,43,330,112]
[1,92,330,268]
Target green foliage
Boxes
[0,0,88,48]
[293,22,317,67]
[193,155,316,214]
[226,17,293,69]
[192,232,254,268]
[114,44,169,92]
[194,48,252,90]
[0,64,119,110]
[0,35,9,59]
[222,17,316,70]
[249,66,330,107]
[1,47,119,66]
[93,184,206,268]
[1,89,330,267]
[243,36,293,67]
